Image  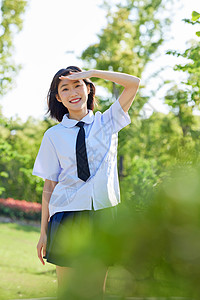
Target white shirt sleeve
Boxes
[102,98,131,134]
[32,132,61,181]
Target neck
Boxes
[68,108,89,121]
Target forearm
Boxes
[40,192,50,235]
[90,69,140,89]
[40,179,58,235]
[59,69,141,113]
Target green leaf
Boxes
[0,171,9,178]
[196,31,200,37]
[192,11,200,22]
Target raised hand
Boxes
[59,70,93,81]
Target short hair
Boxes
[46,66,96,122]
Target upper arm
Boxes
[43,179,58,194]
[102,98,132,134]
[32,132,62,182]
[118,79,140,113]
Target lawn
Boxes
[0,222,57,299]
[0,222,135,300]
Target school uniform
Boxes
[32,98,131,266]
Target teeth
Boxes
[70,99,80,103]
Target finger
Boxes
[59,75,77,80]
[59,72,80,80]
[37,246,44,265]
[59,75,67,80]
[59,71,74,79]
[37,245,45,265]
[43,244,46,258]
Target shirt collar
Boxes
[61,109,94,128]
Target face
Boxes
[56,77,90,114]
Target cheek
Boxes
[81,86,89,96]
[60,91,69,99]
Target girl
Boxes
[32,66,140,298]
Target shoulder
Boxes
[94,99,121,114]
[93,99,120,121]
[43,123,63,139]
[92,100,114,118]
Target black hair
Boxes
[46,66,96,122]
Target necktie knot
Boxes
[76,121,84,128]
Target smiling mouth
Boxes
[70,98,81,103]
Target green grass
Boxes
[0,222,57,299]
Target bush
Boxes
[58,165,200,299]
[0,198,41,221]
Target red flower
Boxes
[0,198,41,213]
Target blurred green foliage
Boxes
[165,10,200,138]
[0,0,27,95]
[56,165,200,299]
[0,110,57,201]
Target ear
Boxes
[87,84,90,95]
[56,94,62,102]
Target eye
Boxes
[75,84,80,88]
[63,88,69,91]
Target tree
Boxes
[0,0,27,95]
[81,0,171,112]
[0,0,28,198]
[165,86,195,137]
[165,11,200,137]
[80,0,172,195]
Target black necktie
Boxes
[75,121,90,182]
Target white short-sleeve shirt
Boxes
[32,98,131,218]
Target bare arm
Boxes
[40,179,58,234]
[91,70,140,113]
[37,179,58,265]
[59,69,141,113]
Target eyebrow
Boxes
[60,80,80,89]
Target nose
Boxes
[70,88,78,97]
